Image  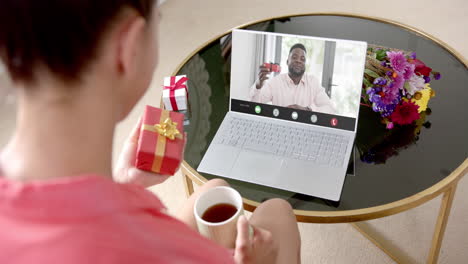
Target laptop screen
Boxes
[230,29,367,132]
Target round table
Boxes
[173,14,467,263]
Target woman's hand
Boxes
[234,216,278,264]
[113,118,170,188]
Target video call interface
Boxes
[229,29,367,131]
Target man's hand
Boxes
[113,117,171,188]
[287,104,310,111]
[234,216,278,264]
[255,65,271,89]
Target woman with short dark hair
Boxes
[0,1,301,263]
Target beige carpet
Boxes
[1,0,467,263]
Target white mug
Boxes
[194,186,244,248]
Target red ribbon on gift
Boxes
[164,76,188,111]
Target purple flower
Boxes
[369,90,395,117]
[386,103,398,112]
[367,88,380,102]
[410,52,417,59]
[392,74,405,91]
[372,103,381,112]
[381,111,393,117]
[371,94,380,102]
[423,76,431,83]
[402,63,416,80]
[381,61,387,66]
[387,105,397,115]
[387,51,410,73]
[373,77,387,86]
[367,86,398,117]
[381,106,396,117]
[384,81,401,106]
[385,82,398,95]
[381,89,399,105]
[386,71,393,76]
[433,72,441,80]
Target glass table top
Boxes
[177,15,468,212]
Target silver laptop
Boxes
[198,29,367,201]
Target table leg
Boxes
[351,222,413,263]
[351,183,458,264]
[427,184,457,264]
[182,172,195,197]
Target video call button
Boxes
[291,111,298,120]
[331,118,338,127]
[255,105,261,114]
[310,114,318,123]
[273,108,279,117]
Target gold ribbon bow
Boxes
[155,118,182,140]
[143,110,183,173]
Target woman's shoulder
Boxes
[0,174,234,263]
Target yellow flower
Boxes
[411,84,433,113]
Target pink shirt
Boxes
[0,174,234,264]
[250,73,336,114]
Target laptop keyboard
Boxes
[215,116,349,168]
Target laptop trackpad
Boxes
[197,145,240,176]
[230,150,282,182]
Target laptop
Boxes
[198,29,367,201]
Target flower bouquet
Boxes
[356,45,440,164]
[362,44,440,129]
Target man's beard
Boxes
[288,65,305,78]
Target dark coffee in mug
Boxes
[201,203,238,223]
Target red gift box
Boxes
[135,105,185,175]
[263,62,281,73]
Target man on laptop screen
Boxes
[250,43,336,114]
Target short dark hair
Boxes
[0,0,156,85]
[289,43,307,55]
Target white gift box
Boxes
[162,75,188,111]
